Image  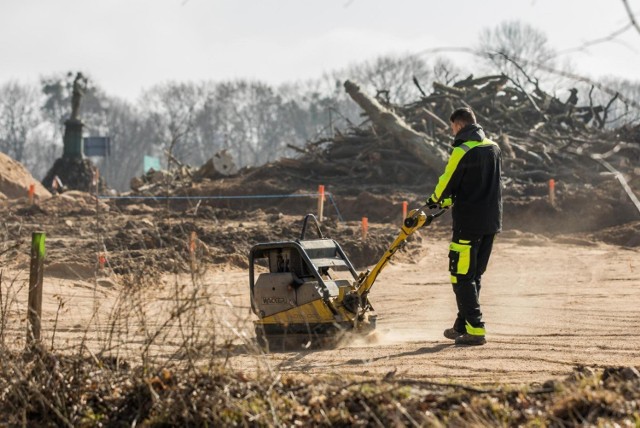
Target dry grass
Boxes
[0,346,639,426]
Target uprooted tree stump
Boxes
[42,157,101,193]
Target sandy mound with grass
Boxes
[0,151,51,200]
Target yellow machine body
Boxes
[249,208,440,350]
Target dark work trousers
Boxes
[449,231,496,335]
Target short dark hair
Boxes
[449,107,476,125]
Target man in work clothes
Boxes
[426,107,502,346]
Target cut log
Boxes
[344,80,447,172]
[433,82,466,97]
[453,74,508,90]
[196,150,238,180]
[212,150,237,175]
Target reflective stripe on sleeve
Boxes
[430,139,497,202]
[431,146,467,201]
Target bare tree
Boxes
[597,76,640,125]
[21,128,60,180]
[478,20,556,84]
[0,81,41,163]
[329,54,432,104]
[97,97,155,190]
[621,0,640,37]
[286,77,363,135]
[431,56,464,85]
[196,80,296,167]
[142,82,204,169]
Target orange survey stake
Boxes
[317,184,325,221]
[28,184,35,204]
[361,217,368,240]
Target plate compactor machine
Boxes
[249,206,445,350]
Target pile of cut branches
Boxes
[121,73,640,229]
[136,73,639,199]
[288,74,639,197]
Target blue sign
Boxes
[84,137,111,157]
[144,155,162,173]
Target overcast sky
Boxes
[1,0,638,99]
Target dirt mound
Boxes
[40,191,109,215]
[588,221,640,247]
[0,151,51,200]
[10,190,110,218]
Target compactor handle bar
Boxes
[299,214,325,240]
[404,206,447,229]
[352,205,447,300]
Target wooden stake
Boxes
[189,231,196,254]
[189,231,197,270]
[317,185,325,222]
[549,179,556,206]
[27,232,46,344]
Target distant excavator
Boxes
[249,205,446,350]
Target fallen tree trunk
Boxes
[344,80,447,172]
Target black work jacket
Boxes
[430,124,502,235]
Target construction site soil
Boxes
[1,175,639,426]
[1,189,638,385]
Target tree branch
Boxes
[555,23,633,55]
[622,0,640,37]
[412,76,427,98]
[587,85,603,128]
[601,92,621,128]
[495,52,549,122]
[416,46,640,111]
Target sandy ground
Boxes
[2,234,639,386]
[249,236,640,385]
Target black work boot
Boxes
[443,328,464,340]
[455,333,486,346]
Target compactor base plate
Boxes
[255,317,376,352]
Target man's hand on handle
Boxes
[425,196,453,210]
[425,196,439,209]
